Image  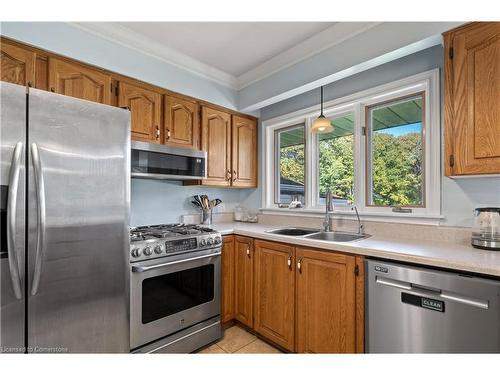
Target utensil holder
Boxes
[201,209,212,225]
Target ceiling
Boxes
[73,22,351,88]
[113,22,333,77]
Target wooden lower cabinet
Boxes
[254,240,295,351]
[221,235,235,323]
[295,247,359,353]
[234,236,254,327]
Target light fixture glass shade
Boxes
[311,115,333,133]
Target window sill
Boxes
[259,207,444,225]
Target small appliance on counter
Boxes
[471,207,500,250]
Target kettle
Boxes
[471,207,500,250]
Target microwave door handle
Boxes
[30,143,46,296]
[132,251,221,273]
[7,142,24,300]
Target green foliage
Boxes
[278,130,423,206]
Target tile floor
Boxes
[198,325,282,354]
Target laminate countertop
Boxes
[210,222,500,278]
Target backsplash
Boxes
[130,178,257,226]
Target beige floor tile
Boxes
[198,344,227,354]
[235,339,282,354]
[216,326,256,353]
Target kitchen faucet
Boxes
[322,189,334,232]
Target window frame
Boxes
[262,69,441,221]
[274,123,306,204]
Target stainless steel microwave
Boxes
[131,141,207,180]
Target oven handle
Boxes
[131,251,221,273]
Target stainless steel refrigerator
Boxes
[1,82,130,353]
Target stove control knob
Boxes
[154,245,162,254]
[207,237,214,246]
[200,239,207,247]
[214,236,221,245]
[131,248,142,258]
[143,246,153,256]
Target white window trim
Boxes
[262,69,441,223]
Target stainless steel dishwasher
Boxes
[365,259,500,353]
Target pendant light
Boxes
[311,86,333,134]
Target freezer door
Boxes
[27,88,130,353]
[366,260,500,353]
[0,82,26,353]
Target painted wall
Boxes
[260,45,500,227]
[0,22,239,110]
[130,179,256,226]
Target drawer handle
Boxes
[246,245,250,258]
[232,170,237,182]
[166,128,171,140]
[226,169,231,181]
[287,254,292,269]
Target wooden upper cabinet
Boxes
[295,247,356,353]
[48,57,112,105]
[221,235,235,323]
[118,80,162,143]
[1,41,36,87]
[254,240,295,351]
[232,115,257,187]
[164,95,200,149]
[234,236,254,328]
[444,22,500,176]
[201,106,232,186]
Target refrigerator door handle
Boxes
[31,143,46,296]
[7,141,24,300]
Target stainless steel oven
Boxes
[130,246,221,350]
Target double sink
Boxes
[266,227,370,242]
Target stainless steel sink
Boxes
[265,227,319,236]
[304,231,370,242]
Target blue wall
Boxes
[260,45,500,227]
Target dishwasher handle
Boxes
[375,276,489,310]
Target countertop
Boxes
[210,222,500,277]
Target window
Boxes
[318,113,355,205]
[366,93,424,207]
[263,69,440,221]
[275,124,305,204]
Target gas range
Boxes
[129,223,222,262]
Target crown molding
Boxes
[70,22,239,89]
[236,22,380,89]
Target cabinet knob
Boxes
[166,128,171,140]
[226,170,231,181]
[232,170,237,182]
[246,245,250,257]
[287,254,292,269]
[155,126,160,140]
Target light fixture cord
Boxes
[320,86,324,116]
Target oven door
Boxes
[130,248,221,350]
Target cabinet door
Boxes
[296,247,356,353]
[164,95,200,149]
[118,81,162,143]
[254,240,295,351]
[201,106,232,186]
[1,41,35,86]
[221,235,235,323]
[234,236,254,328]
[48,57,112,105]
[231,115,257,187]
[444,22,500,175]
